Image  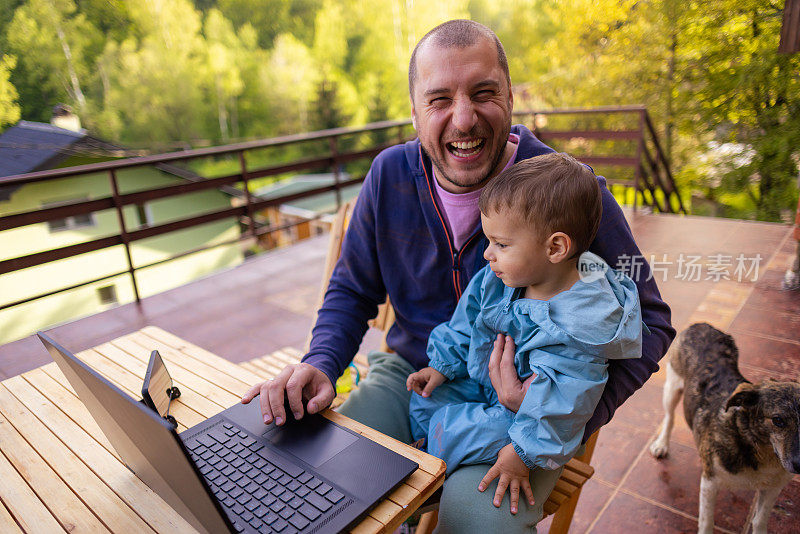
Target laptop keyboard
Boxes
[187,422,347,533]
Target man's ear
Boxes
[725,382,759,411]
[546,232,572,263]
[410,98,417,130]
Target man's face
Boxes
[411,38,513,193]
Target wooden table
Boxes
[0,326,445,533]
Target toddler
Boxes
[407,152,645,513]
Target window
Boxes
[43,198,96,232]
[97,285,118,305]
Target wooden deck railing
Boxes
[515,105,686,215]
[0,107,684,312]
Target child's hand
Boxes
[477,443,535,514]
[406,367,446,397]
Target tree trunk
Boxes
[230,95,239,140]
[665,31,677,166]
[56,23,86,110]
[216,77,229,142]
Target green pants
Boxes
[338,351,563,534]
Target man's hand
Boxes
[478,443,535,514]
[241,363,335,425]
[406,367,446,397]
[488,334,535,413]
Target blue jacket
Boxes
[425,254,644,469]
[302,125,675,438]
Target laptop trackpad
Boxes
[263,415,357,468]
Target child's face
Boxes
[481,209,553,289]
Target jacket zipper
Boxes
[419,146,483,301]
[453,232,482,299]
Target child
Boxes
[407,152,645,514]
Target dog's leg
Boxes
[749,485,783,534]
[697,474,718,534]
[649,361,683,458]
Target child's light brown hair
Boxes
[479,152,602,257]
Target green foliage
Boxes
[92,0,207,145]
[519,0,799,222]
[2,0,796,221]
[215,0,320,49]
[0,1,25,42]
[676,0,800,221]
[0,54,20,129]
[6,0,102,120]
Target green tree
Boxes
[311,78,350,131]
[258,33,319,135]
[202,8,251,142]
[95,0,207,145]
[677,0,800,220]
[0,0,25,44]
[6,0,102,121]
[511,0,798,221]
[216,0,321,49]
[0,54,20,130]
[77,0,133,42]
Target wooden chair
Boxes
[303,200,395,356]
[247,200,599,533]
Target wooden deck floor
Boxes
[1,210,799,532]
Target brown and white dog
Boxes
[649,322,800,534]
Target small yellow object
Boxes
[336,364,361,394]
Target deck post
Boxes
[108,169,141,304]
[634,109,646,212]
[238,151,257,239]
[329,136,342,210]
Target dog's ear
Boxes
[725,382,759,412]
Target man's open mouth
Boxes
[447,139,485,158]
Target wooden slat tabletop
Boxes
[0,327,445,533]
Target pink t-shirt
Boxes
[433,134,520,250]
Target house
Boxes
[0,109,244,344]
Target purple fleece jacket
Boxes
[302,124,675,438]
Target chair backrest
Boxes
[304,200,395,352]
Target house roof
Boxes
[0,121,238,203]
[0,121,95,201]
[0,120,88,178]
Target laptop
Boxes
[38,332,418,534]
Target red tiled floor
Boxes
[657,280,715,331]
[538,478,615,534]
[729,305,800,344]
[745,283,800,316]
[588,491,699,533]
[565,479,616,534]
[591,417,656,485]
[770,479,800,533]
[610,378,668,432]
[729,331,800,380]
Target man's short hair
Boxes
[408,19,510,99]
[479,153,603,256]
